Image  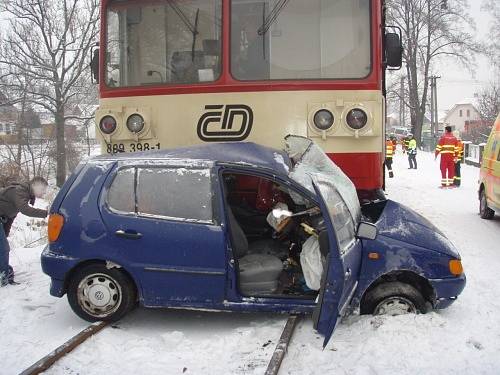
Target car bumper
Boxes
[430,273,466,309]
[41,245,80,297]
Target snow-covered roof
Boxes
[95,142,292,176]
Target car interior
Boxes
[223,172,328,299]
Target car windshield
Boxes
[230,0,371,81]
[284,135,361,224]
[105,0,222,87]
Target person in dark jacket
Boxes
[0,177,48,286]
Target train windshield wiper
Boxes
[257,0,290,36]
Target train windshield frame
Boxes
[103,0,373,89]
[230,0,372,81]
[104,0,222,88]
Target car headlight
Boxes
[127,114,145,133]
[346,108,368,130]
[313,109,335,131]
[99,116,117,134]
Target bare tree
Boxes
[476,85,500,124]
[482,0,500,76]
[387,0,480,145]
[0,0,99,186]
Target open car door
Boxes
[284,135,363,347]
[311,181,347,347]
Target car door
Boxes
[100,164,227,307]
[312,178,363,347]
[493,132,500,209]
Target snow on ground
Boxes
[1,149,500,375]
[282,150,500,375]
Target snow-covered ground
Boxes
[1,149,499,375]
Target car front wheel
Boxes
[479,189,495,220]
[67,264,136,322]
[361,281,427,316]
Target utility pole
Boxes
[399,76,405,128]
[429,75,441,140]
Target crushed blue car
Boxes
[42,136,465,346]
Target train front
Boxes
[95,0,391,199]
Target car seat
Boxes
[227,205,284,296]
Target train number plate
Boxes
[106,142,161,154]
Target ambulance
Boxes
[479,114,500,219]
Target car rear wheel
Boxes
[67,264,136,322]
[479,189,495,220]
[361,281,427,316]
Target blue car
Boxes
[42,136,465,346]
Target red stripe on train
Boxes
[327,152,383,191]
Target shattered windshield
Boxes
[284,135,361,224]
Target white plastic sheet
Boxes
[300,236,323,291]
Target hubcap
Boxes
[374,296,417,316]
[77,273,122,318]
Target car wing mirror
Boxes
[357,222,378,240]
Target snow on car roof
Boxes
[92,142,292,175]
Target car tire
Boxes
[361,281,428,316]
[479,189,495,220]
[67,264,137,322]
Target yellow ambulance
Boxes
[479,114,500,219]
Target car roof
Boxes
[92,142,292,175]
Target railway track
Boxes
[18,315,300,375]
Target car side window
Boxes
[136,167,213,222]
[108,168,136,213]
[328,189,356,255]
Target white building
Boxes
[443,99,481,133]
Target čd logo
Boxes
[197,104,253,142]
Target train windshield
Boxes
[105,0,222,87]
[231,0,371,81]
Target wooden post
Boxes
[265,315,300,375]
[19,321,108,375]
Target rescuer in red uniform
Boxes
[435,126,459,188]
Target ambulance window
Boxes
[108,168,136,213]
[136,167,213,223]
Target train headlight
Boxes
[126,114,145,133]
[313,109,335,131]
[346,108,368,130]
[99,116,117,134]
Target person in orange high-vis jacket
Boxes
[454,132,464,187]
[385,137,395,178]
[435,126,459,188]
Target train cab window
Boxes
[105,0,222,88]
[230,0,371,81]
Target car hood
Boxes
[376,200,460,258]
